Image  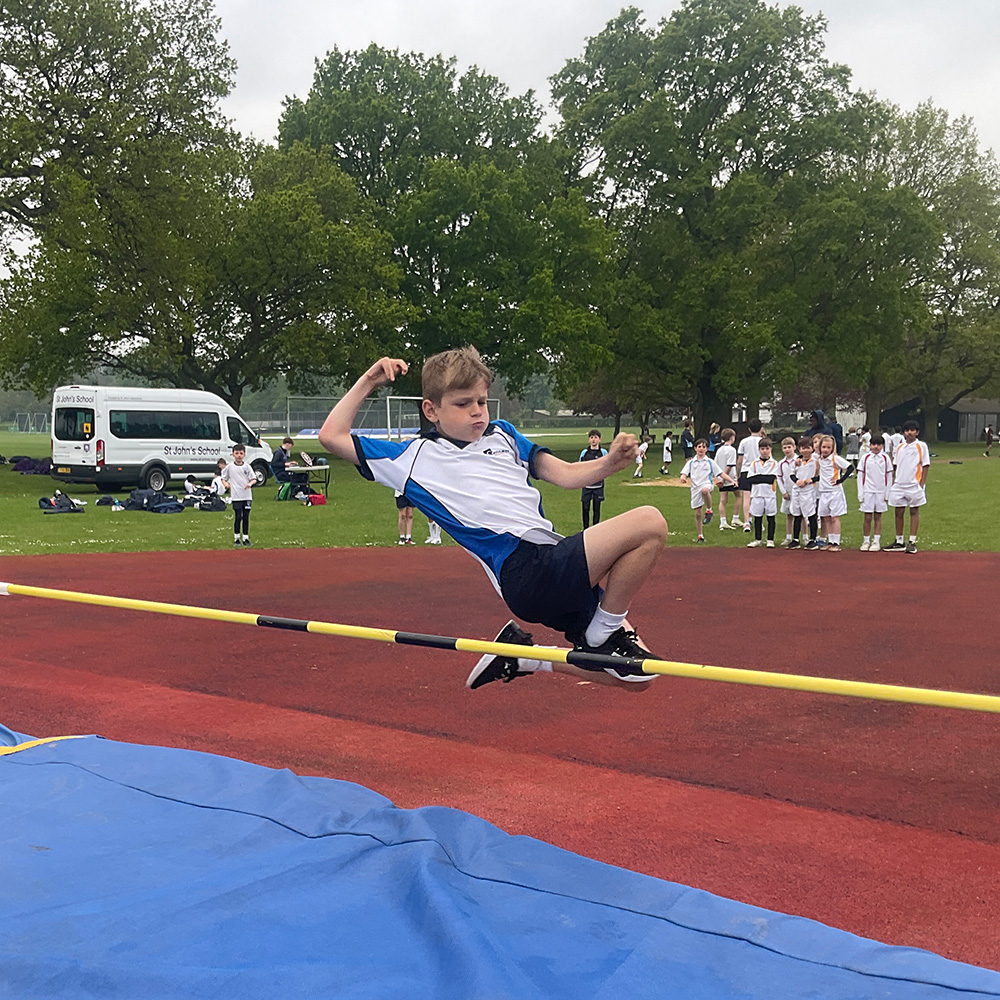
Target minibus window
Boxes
[54,407,95,441]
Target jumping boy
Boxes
[884,420,930,553]
[221,444,256,547]
[679,438,733,543]
[318,350,668,690]
[715,428,739,529]
[745,437,779,547]
[579,430,608,529]
[857,433,892,551]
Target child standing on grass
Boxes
[211,458,228,496]
[857,434,892,551]
[776,437,798,546]
[816,435,852,552]
[579,430,608,529]
[679,439,733,543]
[633,435,649,478]
[659,431,673,476]
[319,349,668,690]
[885,419,930,553]
[745,438,779,547]
[714,428,739,530]
[395,491,415,544]
[790,436,820,549]
[735,419,764,532]
[221,444,255,547]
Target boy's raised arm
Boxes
[535,432,638,488]
[319,358,408,464]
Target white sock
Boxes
[897,535,904,545]
[829,533,840,544]
[909,535,917,543]
[584,605,628,647]
[863,535,870,544]
[517,657,553,673]
[873,535,880,544]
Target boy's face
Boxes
[782,442,795,457]
[422,379,490,442]
[232,448,245,464]
[759,445,772,460]
[800,443,812,459]
[694,442,708,456]
[904,427,918,442]
[871,442,883,454]
[589,434,601,448]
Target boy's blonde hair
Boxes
[422,346,493,403]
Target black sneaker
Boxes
[787,539,801,549]
[466,620,534,689]
[804,538,819,549]
[243,540,253,548]
[883,541,906,552]
[570,627,657,683]
[233,539,242,547]
[905,541,918,554]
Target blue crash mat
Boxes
[2,725,998,999]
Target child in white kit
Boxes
[884,419,930,554]
[679,438,733,543]
[659,431,673,475]
[790,436,819,548]
[775,436,798,546]
[714,428,739,529]
[816,434,852,551]
[857,433,892,551]
[745,437,779,547]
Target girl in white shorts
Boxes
[816,435,851,551]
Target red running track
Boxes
[2,547,999,970]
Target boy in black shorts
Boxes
[319,349,669,690]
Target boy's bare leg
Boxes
[583,506,668,614]
[909,507,920,536]
[694,506,704,535]
[895,506,905,536]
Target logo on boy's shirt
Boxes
[482,447,513,457]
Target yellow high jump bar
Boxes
[4,581,1000,714]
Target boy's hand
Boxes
[362,358,408,389]
[606,432,639,471]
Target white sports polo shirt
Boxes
[353,421,559,593]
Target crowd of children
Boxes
[618,418,929,553]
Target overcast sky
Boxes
[214,0,1000,157]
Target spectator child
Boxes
[845,427,860,468]
[679,438,732,543]
[745,438,780,547]
[680,421,695,460]
[714,428,739,530]
[790,436,820,549]
[395,491,415,544]
[708,423,721,455]
[776,436,798,546]
[659,431,673,475]
[735,418,764,531]
[579,430,608,529]
[318,350,667,689]
[884,419,930,553]
[183,474,200,495]
[816,434,852,552]
[425,519,443,544]
[633,435,650,478]
[859,426,871,458]
[211,458,228,496]
[857,434,892,551]
[985,424,996,457]
[221,444,256,547]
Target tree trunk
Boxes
[921,402,941,444]
[692,372,731,439]
[614,409,622,436]
[865,385,885,432]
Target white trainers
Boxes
[746,539,762,548]
[870,540,881,552]
[743,524,752,533]
[765,540,775,548]
[779,538,793,547]
[860,540,870,551]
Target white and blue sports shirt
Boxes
[353,421,560,594]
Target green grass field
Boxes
[0,429,994,556]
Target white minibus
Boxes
[51,385,273,491]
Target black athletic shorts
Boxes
[738,472,750,491]
[581,486,605,503]
[499,533,601,641]
[395,493,414,510]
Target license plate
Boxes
[58,467,71,473]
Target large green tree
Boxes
[279,44,614,395]
[0,141,406,408]
[551,1,858,433]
